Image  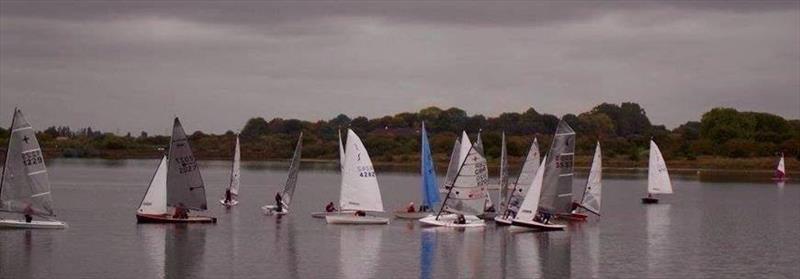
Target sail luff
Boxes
[338,130,345,172]
[647,140,673,194]
[0,108,16,197]
[498,132,509,212]
[282,132,303,208]
[0,108,55,217]
[420,123,440,208]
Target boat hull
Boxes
[493,216,513,226]
[478,212,497,220]
[0,219,68,229]
[558,212,588,221]
[641,197,659,204]
[325,215,390,225]
[393,211,432,219]
[419,214,485,228]
[311,211,354,218]
[262,205,288,215]
[219,199,239,207]
[511,219,565,231]
[136,213,217,224]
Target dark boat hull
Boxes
[641,197,659,204]
[136,213,217,224]
[558,212,588,221]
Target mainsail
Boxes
[339,129,384,212]
[166,117,208,210]
[498,132,509,211]
[138,156,168,215]
[420,123,440,209]
[474,131,494,211]
[281,132,303,209]
[440,132,488,216]
[648,140,673,195]
[513,155,547,223]
[500,137,540,216]
[0,108,55,216]
[539,119,575,214]
[338,130,345,172]
[227,135,241,201]
[578,143,602,216]
[775,154,786,179]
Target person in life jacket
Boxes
[275,192,283,212]
[406,202,416,213]
[325,202,336,212]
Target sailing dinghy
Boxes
[326,129,389,225]
[568,142,602,221]
[311,130,353,218]
[539,119,576,220]
[419,132,487,228]
[0,108,67,229]
[495,137,540,226]
[136,118,216,223]
[642,140,673,204]
[263,133,303,215]
[773,153,788,182]
[219,135,241,207]
[474,131,497,219]
[511,154,566,231]
[395,122,438,219]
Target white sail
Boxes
[282,133,303,208]
[138,156,168,215]
[166,117,208,210]
[0,108,55,216]
[338,130,345,172]
[579,143,602,215]
[228,136,241,199]
[443,137,462,188]
[777,155,785,174]
[442,133,489,215]
[648,140,673,195]
[513,155,547,223]
[498,133,509,210]
[540,119,575,214]
[339,129,384,212]
[501,137,540,216]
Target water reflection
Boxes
[509,231,541,277]
[571,222,600,278]
[646,204,671,275]
[138,225,166,278]
[273,217,300,279]
[339,226,383,279]
[165,225,207,279]
[420,228,436,279]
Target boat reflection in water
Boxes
[570,222,600,278]
[165,225,208,279]
[419,228,436,279]
[646,204,671,275]
[507,227,571,278]
[138,225,166,278]
[338,226,383,279]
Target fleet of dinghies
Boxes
[2,109,791,233]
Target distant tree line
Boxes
[0,103,798,165]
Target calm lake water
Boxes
[0,158,798,279]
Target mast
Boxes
[0,107,17,197]
[436,144,475,220]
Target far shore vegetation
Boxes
[1,103,798,171]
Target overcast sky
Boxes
[1,1,798,134]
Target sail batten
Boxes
[0,109,56,217]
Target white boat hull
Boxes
[262,205,288,215]
[393,211,432,219]
[326,215,390,225]
[0,219,68,229]
[219,199,239,206]
[511,219,566,231]
[494,216,513,226]
[419,214,485,228]
[311,211,353,218]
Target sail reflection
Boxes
[165,225,207,279]
[457,229,485,278]
[138,225,166,278]
[419,228,436,279]
[339,226,383,279]
[646,204,671,275]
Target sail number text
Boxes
[555,155,573,169]
[357,165,375,177]
[175,155,198,174]
[21,150,44,167]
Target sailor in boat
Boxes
[406,202,416,213]
[354,210,366,217]
[419,204,429,212]
[224,189,232,204]
[275,192,283,212]
[24,205,34,223]
[504,196,521,219]
[325,202,337,212]
[454,214,467,225]
[173,203,189,219]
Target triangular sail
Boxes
[138,156,168,215]
[166,117,208,210]
[281,133,303,209]
[441,133,488,216]
[227,135,241,201]
[498,133,509,211]
[339,129,384,212]
[775,154,786,179]
[420,123,440,209]
[539,119,575,214]
[0,108,55,216]
[513,155,547,223]
[338,130,345,172]
[501,137,540,216]
[443,137,462,188]
[648,140,673,194]
[475,131,485,156]
[579,143,602,215]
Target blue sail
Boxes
[421,123,440,208]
